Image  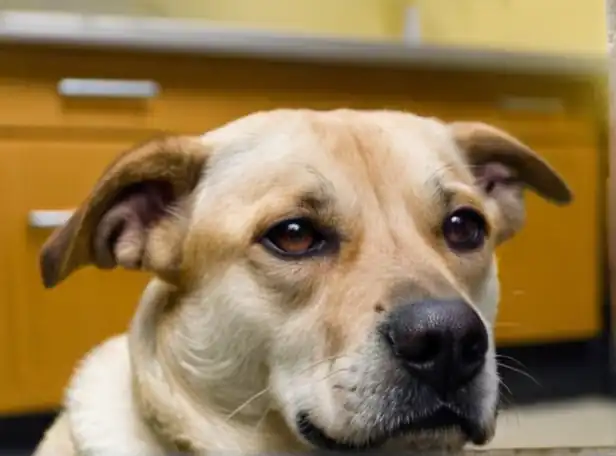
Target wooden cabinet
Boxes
[3,129,152,412]
[0,135,20,412]
[496,142,601,344]
[0,44,604,413]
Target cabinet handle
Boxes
[57,78,160,99]
[28,210,74,228]
[497,96,564,113]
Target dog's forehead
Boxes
[202,110,467,188]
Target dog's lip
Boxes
[297,412,376,452]
[296,407,486,452]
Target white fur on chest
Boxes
[65,334,166,456]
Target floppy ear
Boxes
[40,136,209,289]
[450,121,573,243]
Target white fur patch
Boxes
[66,334,166,456]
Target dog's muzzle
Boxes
[297,299,493,451]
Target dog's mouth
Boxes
[296,407,488,452]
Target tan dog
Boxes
[33,109,572,455]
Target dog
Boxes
[33,109,572,455]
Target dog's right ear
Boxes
[450,121,572,244]
[40,136,209,289]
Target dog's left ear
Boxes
[450,121,573,243]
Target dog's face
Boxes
[40,110,571,452]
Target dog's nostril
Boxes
[384,329,396,351]
[461,331,487,365]
[399,331,442,365]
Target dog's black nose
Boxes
[384,299,488,396]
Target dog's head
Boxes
[40,110,571,452]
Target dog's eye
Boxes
[261,218,330,257]
[442,207,487,252]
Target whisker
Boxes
[501,404,521,427]
[255,405,273,433]
[225,387,271,421]
[225,355,352,421]
[496,377,521,426]
[316,366,351,384]
[297,353,352,376]
[499,378,514,398]
[498,362,541,387]
[497,354,530,371]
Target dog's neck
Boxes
[127,279,304,454]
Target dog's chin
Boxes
[296,408,489,453]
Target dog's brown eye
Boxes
[442,208,487,252]
[261,218,329,257]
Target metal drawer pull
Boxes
[498,96,564,113]
[29,210,75,228]
[58,78,159,99]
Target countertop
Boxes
[467,451,616,455]
[0,10,608,76]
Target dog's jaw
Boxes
[62,331,306,456]
[126,279,308,454]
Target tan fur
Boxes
[34,109,571,456]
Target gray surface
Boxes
[467,451,616,455]
[2,451,612,455]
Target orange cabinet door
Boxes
[0,135,21,412]
[494,141,601,345]
[1,127,153,413]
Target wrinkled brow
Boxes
[295,184,340,225]
[425,173,454,210]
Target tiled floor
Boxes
[481,397,616,449]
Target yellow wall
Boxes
[155,0,401,40]
[416,0,607,55]
[153,0,607,54]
